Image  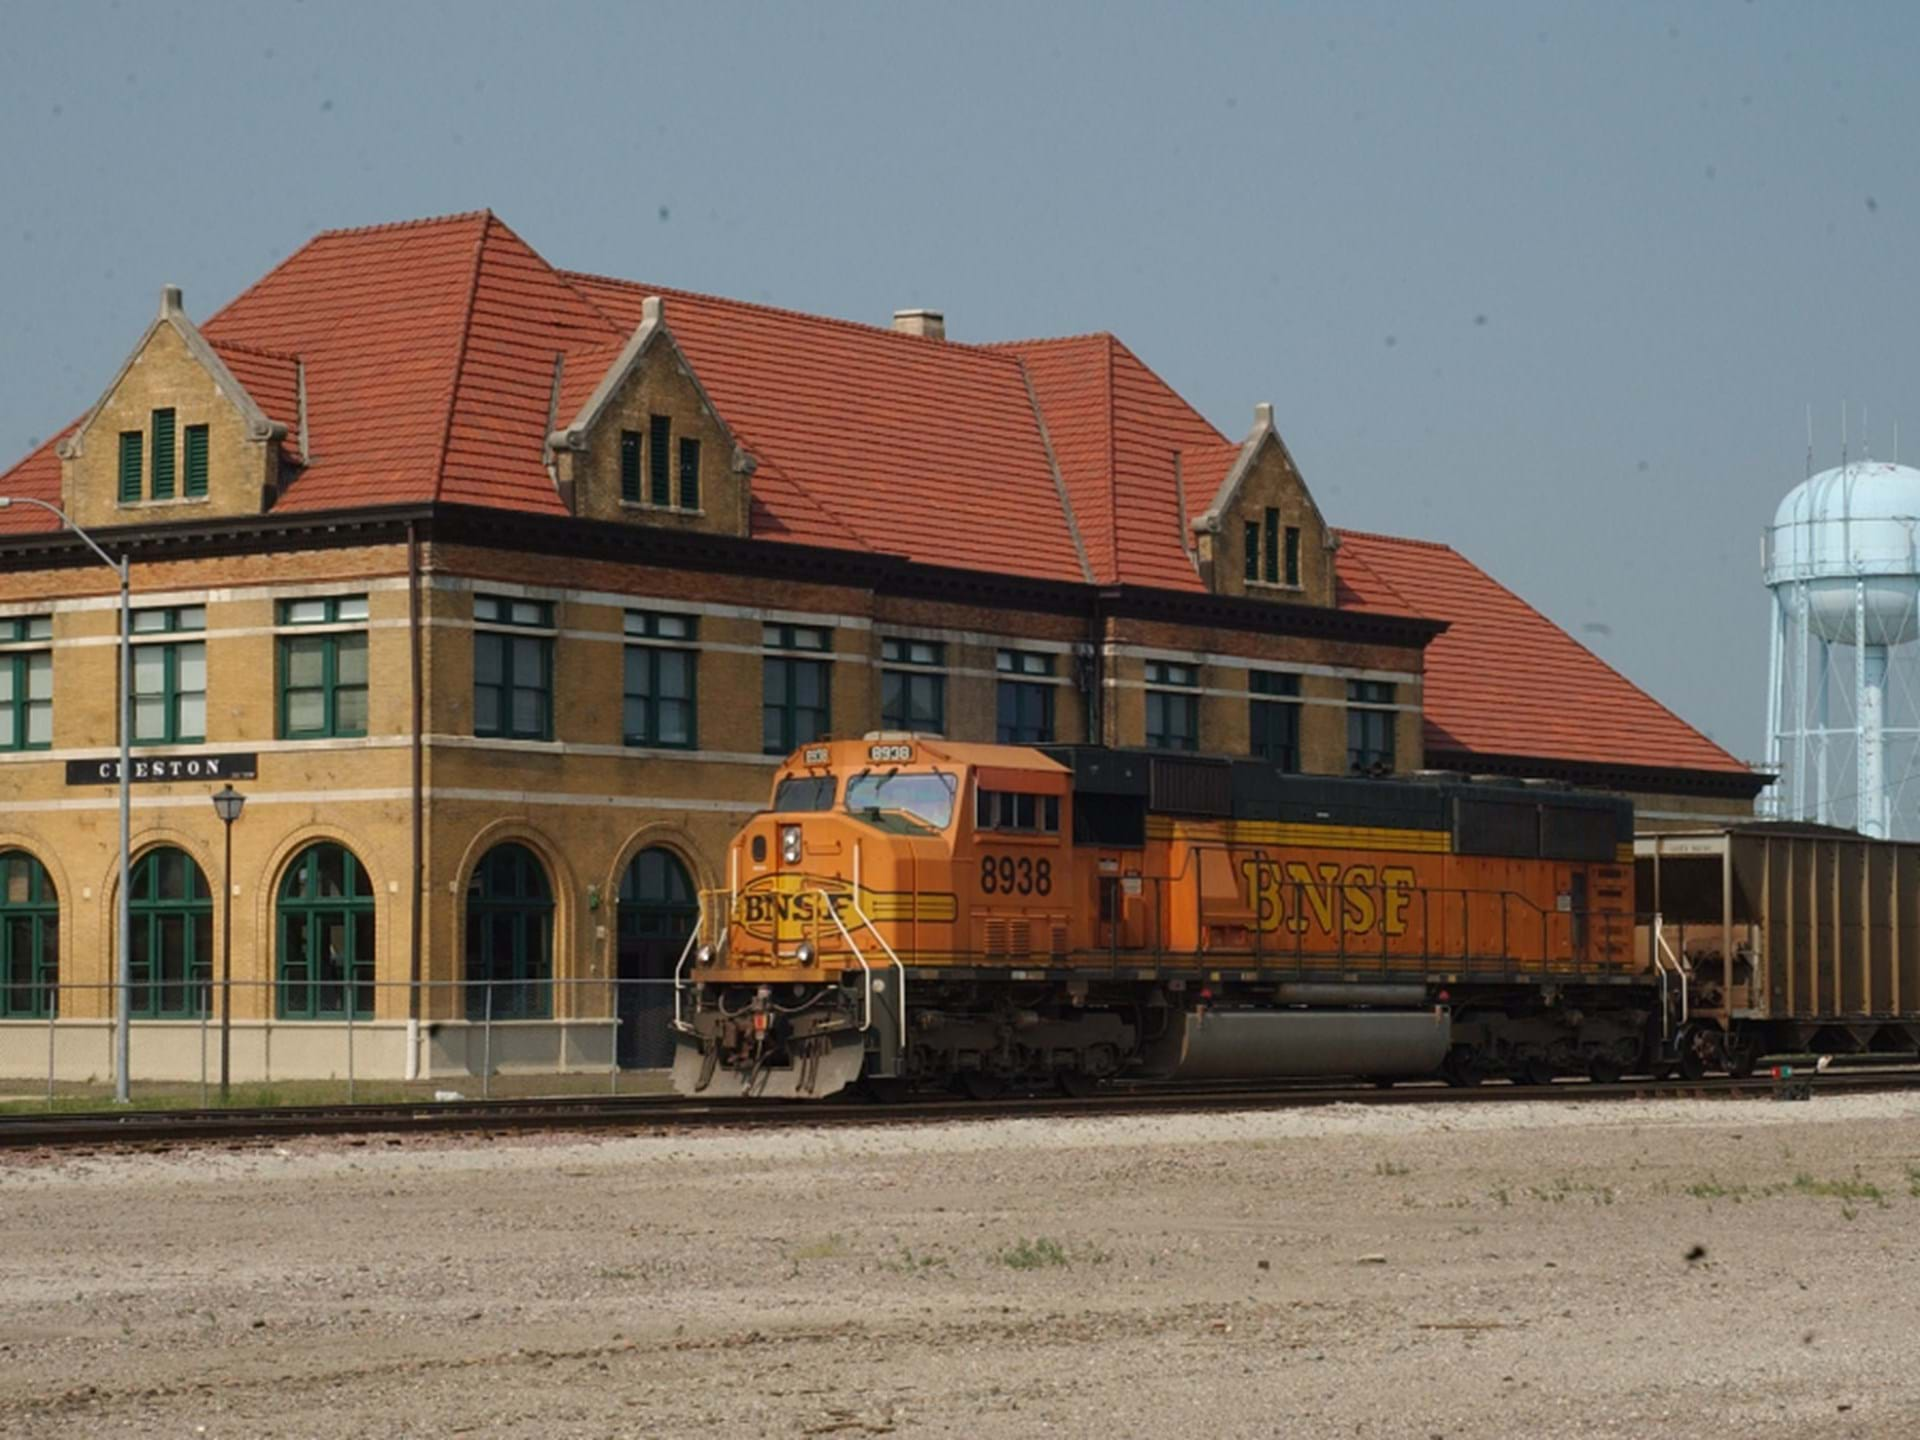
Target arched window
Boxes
[465,843,553,1020]
[130,847,211,1018]
[278,843,375,1020]
[0,851,58,1018]
[615,847,698,1068]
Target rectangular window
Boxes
[118,430,143,503]
[880,637,945,734]
[183,424,209,497]
[623,610,697,748]
[473,594,554,741]
[1262,507,1279,585]
[1283,525,1301,587]
[1347,679,1397,775]
[996,648,1056,744]
[130,605,206,745]
[150,408,176,500]
[678,436,701,510]
[1144,659,1200,752]
[763,624,832,755]
[277,595,370,740]
[1249,670,1301,771]
[648,414,672,507]
[1243,519,1260,582]
[620,429,643,503]
[975,788,1061,833]
[0,615,53,752]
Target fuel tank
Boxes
[1141,1007,1451,1080]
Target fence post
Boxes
[482,982,494,1100]
[199,984,210,1108]
[346,981,357,1106]
[45,1001,56,1110]
[609,976,619,1096]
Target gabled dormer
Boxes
[56,286,292,530]
[546,297,754,536]
[1190,403,1336,606]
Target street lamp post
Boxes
[211,784,246,1102]
[0,495,134,1103]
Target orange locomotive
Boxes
[672,737,1646,1098]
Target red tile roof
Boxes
[1335,530,1752,777]
[0,209,1746,785]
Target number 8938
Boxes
[979,854,1052,896]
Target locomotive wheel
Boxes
[1586,1058,1623,1085]
[1518,1060,1557,1088]
[1441,1050,1484,1088]
[1055,1070,1100,1099]
[861,1076,911,1104]
[1676,1047,1707,1082]
[957,1071,1006,1102]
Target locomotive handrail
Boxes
[1650,913,1687,1040]
[816,887,875,1033]
[670,896,708,1035]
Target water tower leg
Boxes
[1763,591,1785,819]
[1861,643,1888,839]
[1815,636,1832,826]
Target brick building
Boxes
[0,212,1763,1082]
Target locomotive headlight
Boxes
[781,825,802,864]
[796,940,816,966]
[696,944,714,966]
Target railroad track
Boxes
[5,1067,1918,1151]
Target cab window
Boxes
[844,771,956,832]
[772,775,837,811]
[976,788,1061,834]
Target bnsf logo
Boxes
[735,875,855,940]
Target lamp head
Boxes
[211,783,246,824]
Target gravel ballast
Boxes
[4,1092,1920,1437]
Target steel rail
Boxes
[5,1069,1920,1151]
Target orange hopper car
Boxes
[673,738,1645,1098]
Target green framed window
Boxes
[0,616,53,752]
[128,847,211,1019]
[118,430,143,503]
[473,594,554,741]
[1243,519,1260,582]
[0,851,58,1019]
[150,408,176,499]
[1249,670,1301,771]
[184,424,209,497]
[620,429,643,502]
[465,843,552,1020]
[996,649,1056,744]
[278,596,369,740]
[277,843,375,1020]
[623,610,696,749]
[880,637,945,734]
[1262,507,1280,585]
[763,623,831,755]
[648,414,672,506]
[131,606,206,746]
[678,436,701,510]
[1144,659,1200,752]
[1347,679,1397,775]
[1283,524,1301,587]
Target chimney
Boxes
[892,308,945,341]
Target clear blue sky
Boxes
[4,0,1915,761]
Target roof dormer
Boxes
[546,296,755,536]
[1189,402,1336,606]
[56,286,293,530]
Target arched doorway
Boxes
[130,847,212,1018]
[617,847,696,1068]
[465,843,553,1020]
[0,851,58,1018]
[277,843,375,1019]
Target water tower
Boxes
[1763,458,1920,838]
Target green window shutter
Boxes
[183,425,209,497]
[118,431,143,503]
[1284,525,1301,587]
[619,430,642,502]
[1262,507,1279,585]
[1243,520,1259,581]
[648,414,671,506]
[678,437,701,510]
[150,409,176,499]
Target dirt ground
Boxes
[4,1093,1920,1439]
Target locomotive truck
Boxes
[672,736,1671,1099]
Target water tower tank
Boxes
[1763,460,1920,838]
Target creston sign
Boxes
[65,753,260,786]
